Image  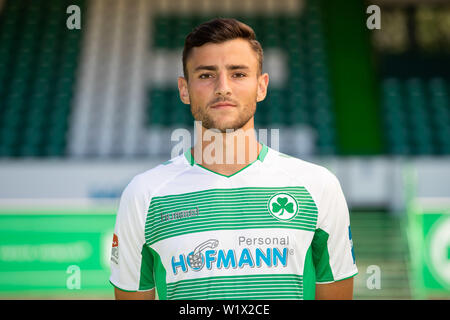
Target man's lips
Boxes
[210,102,237,109]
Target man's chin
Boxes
[206,116,254,133]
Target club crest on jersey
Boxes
[267,193,298,221]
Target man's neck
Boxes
[191,126,262,176]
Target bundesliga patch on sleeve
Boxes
[111,233,119,265]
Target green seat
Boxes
[55,78,73,94]
[264,34,280,47]
[268,95,283,126]
[28,101,48,118]
[168,90,189,126]
[0,45,11,61]
[284,32,301,49]
[45,142,65,157]
[289,60,304,76]
[289,90,308,106]
[153,17,171,48]
[175,17,192,35]
[391,143,410,155]
[0,124,19,148]
[5,96,25,113]
[22,127,43,147]
[52,94,71,108]
[283,17,301,33]
[289,107,309,125]
[48,120,68,137]
[148,90,167,125]
[0,143,14,157]
[255,99,270,127]
[19,142,41,157]
[242,17,258,33]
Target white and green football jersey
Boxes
[109,144,358,299]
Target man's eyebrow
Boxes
[227,64,249,70]
[193,65,217,72]
[193,64,250,72]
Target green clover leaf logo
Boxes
[272,197,294,216]
[267,193,299,221]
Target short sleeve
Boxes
[312,170,358,283]
[109,176,155,292]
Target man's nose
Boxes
[215,73,231,96]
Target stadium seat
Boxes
[4,0,447,158]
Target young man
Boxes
[110,18,357,300]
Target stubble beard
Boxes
[191,99,257,133]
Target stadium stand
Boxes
[382,77,450,155]
[0,0,448,159]
[0,0,338,157]
[0,0,84,157]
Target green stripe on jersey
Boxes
[311,228,334,282]
[145,187,318,245]
[166,274,303,300]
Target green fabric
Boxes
[139,245,156,290]
[139,245,167,299]
[257,143,268,161]
[302,245,316,300]
[166,274,303,299]
[145,187,318,245]
[311,228,334,282]
[184,148,195,166]
[150,247,168,299]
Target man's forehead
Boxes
[187,38,258,70]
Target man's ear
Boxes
[256,73,269,103]
[178,76,190,104]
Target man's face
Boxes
[178,38,269,132]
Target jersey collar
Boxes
[184,143,269,177]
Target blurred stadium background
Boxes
[0,0,449,299]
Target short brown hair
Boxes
[182,18,263,81]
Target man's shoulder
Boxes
[269,148,333,178]
[266,147,339,191]
[124,153,190,196]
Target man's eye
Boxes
[233,73,246,78]
[199,74,212,79]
